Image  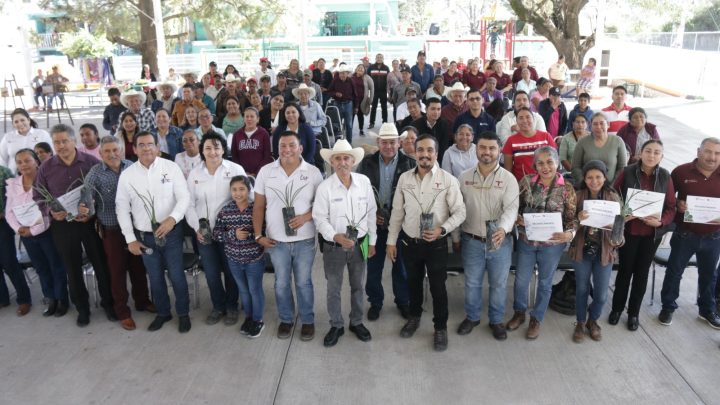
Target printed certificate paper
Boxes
[684,196,720,225]
[524,212,563,241]
[626,188,664,218]
[581,200,621,230]
[11,202,42,227]
[56,187,83,218]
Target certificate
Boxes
[56,186,83,218]
[11,202,42,227]
[684,195,720,224]
[626,188,664,218]
[523,212,563,241]
[581,200,620,230]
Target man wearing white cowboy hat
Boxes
[170,83,206,126]
[151,80,179,114]
[118,88,156,132]
[327,64,356,143]
[312,139,377,347]
[440,81,469,127]
[357,123,415,321]
[294,83,327,136]
[215,74,249,124]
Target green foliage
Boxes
[59,30,114,59]
[685,1,720,31]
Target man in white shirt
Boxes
[313,140,377,347]
[386,134,466,352]
[116,131,192,333]
[496,90,546,143]
[253,131,323,341]
[255,57,277,86]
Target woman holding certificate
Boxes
[610,140,676,331]
[507,146,577,340]
[570,160,624,342]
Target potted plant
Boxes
[406,186,449,235]
[343,199,371,252]
[33,184,67,218]
[268,180,308,237]
[68,172,104,218]
[611,189,664,246]
[131,186,165,247]
[197,193,213,244]
[372,185,392,231]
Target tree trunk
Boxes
[138,0,159,78]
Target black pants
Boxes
[369,90,388,125]
[51,219,113,313]
[356,108,365,132]
[612,233,661,317]
[401,234,449,330]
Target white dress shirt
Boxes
[0,128,53,172]
[255,68,277,86]
[185,159,246,230]
[497,110,546,143]
[116,157,190,243]
[174,152,202,179]
[312,172,377,246]
[254,159,323,242]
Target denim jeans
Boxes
[0,219,31,305]
[336,100,354,144]
[513,239,566,322]
[21,231,68,304]
[198,240,238,313]
[139,225,189,317]
[462,233,513,324]
[661,230,720,316]
[365,228,409,308]
[267,238,316,324]
[573,256,613,322]
[228,258,265,321]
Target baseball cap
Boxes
[549,87,561,96]
[260,57,269,63]
[303,69,313,76]
[400,66,411,73]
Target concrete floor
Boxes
[1,95,719,405]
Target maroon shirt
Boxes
[328,77,355,103]
[230,126,273,175]
[462,70,486,90]
[613,168,676,237]
[440,102,468,128]
[443,71,462,86]
[671,159,720,235]
[34,150,100,205]
[351,75,365,106]
[491,72,513,91]
[512,66,539,84]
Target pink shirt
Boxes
[5,176,50,236]
[548,108,560,137]
[530,92,547,112]
[78,145,102,160]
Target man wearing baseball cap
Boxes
[537,86,568,138]
[255,57,276,86]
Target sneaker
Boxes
[506,311,526,331]
[457,318,480,335]
[658,309,673,326]
[400,317,421,338]
[240,317,253,335]
[573,322,585,343]
[224,310,239,326]
[433,329,448,352]
[699,313,720,330]
[586,319,602,341]
[247,321,265,338]
[205,310,224,325]
[277,322,294,339]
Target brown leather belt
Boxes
[463,232,487,243]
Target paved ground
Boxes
[1,94,719,404]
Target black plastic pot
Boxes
[344,226,359,252]
[420,213,434,235]
[282,206,296,237]
[79,187,95,217]
[610,214,625,246]
[152,222,166,247]
[378,206,391,230]
[48,200,65,214]
[198,218,213,245]
[486,220,500,252]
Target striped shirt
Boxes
[213,200,264,263]
[502,131,557,181]
[84,159,133,228]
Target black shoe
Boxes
[43,300,57,317]
[658,309,673,326]
[457,318,480,335]
[148,315,173,331]
[178,316,191,333]
[489,323,507,341]
[400,317,420,338]
[397,304,410,320]
[608,311,621,325]
[627,316,639,331]
[699,312,720,330]
[367,305,381,321]
[323,327,345,347]
[104,307,118,322]
[54,302,68,317]
[433,329,448,352]
[349,323,372,342]
[77,311,90,327]
[240,317,253,335]
[247,321,265,338]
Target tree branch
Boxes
[108,35,138,50]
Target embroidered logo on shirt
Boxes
[161,173,171,184]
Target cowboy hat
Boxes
[292,83,316,99]
[223,74,242,83]
[320,139,365,167]
[120,89,147,109]
[337,64,353,73]
[447,81,469,94]
[369,123,401,140]
[157,80,178,93]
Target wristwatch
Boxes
[440,227,447,236]
[254,234,263,241]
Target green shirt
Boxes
[0,166,15,213]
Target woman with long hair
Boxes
[0,108,52,173]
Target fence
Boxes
[606,32,720,53]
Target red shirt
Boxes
[601,104,632,135]
[462,70,485,90]
[502,131,557,181]
[670,160,720,235]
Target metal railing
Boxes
[606,31,720,52]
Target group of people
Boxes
[1,51,718,353]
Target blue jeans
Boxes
[462,233,513,324]
[365,228,409,308]
[197,240,238,312]
[267,238,316,324]
[0,219,31,305]
[228,258,265,321]
[21,231,68,304]
[661,230,720,316]
[139,225,189,317]
[513,239,566,322]
[336,100,354,144]
[573,256,613,322]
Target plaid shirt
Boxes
[84,159,133,227]
[118,107,156,133]
[0,165,14,213]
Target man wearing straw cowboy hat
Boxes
[294,83,326,136]
[357,123,414,321]
[301,69,323,105]
[313,139,377,347]
[118,89,156,132]
[151,80,179,114]
[440,82,469,127]
[327,64,356,143]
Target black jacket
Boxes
[357,150,416,211]
[367,63,390,92]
